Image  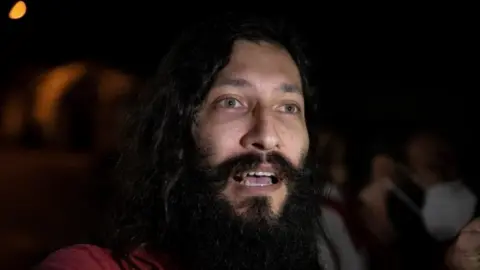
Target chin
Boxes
[224,193,287,226]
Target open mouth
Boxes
[233,170,280,187]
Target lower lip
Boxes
[229,179,282,196]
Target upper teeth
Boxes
[244,171,275,177]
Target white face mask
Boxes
[422,180,477,241]
[388,178,477,242]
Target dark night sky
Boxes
[2,2,472,78]
[0,2,475,143]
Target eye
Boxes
[279,104,301,114]
[216,97,243,109]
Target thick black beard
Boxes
[162,153,324,270]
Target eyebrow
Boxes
[216,77,302,94]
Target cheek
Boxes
[199,121,248,165]
[278,121,309,167]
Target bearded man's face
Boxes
[193,40,309,219]
[165,40,319,270]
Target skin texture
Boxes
[195,40,309,216]
[446,218,480,270]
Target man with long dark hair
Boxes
[37,14,326,270]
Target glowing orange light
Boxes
[9,1,27,20]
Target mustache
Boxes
[198,152,311,184]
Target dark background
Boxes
[0,2,476,269]
[2,2,473,114]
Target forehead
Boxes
[408,136,439,151]
[372,155,395,169]
[213,40,302,95]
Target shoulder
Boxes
[35,244,118,270]
[35,244,172,270]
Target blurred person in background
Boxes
[388,131,477,269]
[405,132,477,243]
[316,129,367,270]
[356,144,401,270]
[317,129,348,202]
[358,131,477,269]
[36,14,337,270]
[353,136,430,269]
[358,152,397,245]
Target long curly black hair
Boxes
[101,13,320,260]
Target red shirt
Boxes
[35,244,177,270]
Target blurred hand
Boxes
[358,181,396,244]
[446,218,480,270]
